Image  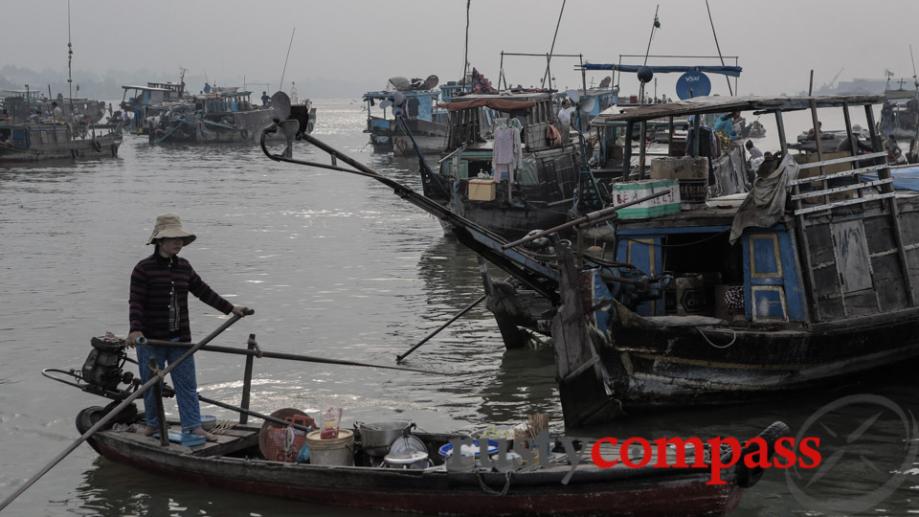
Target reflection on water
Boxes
[0,99,916,516]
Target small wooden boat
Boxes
[77,405,785,516]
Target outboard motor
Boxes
[80,336,134,398]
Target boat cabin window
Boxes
[661,231,742,317]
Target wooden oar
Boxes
[0,310,253,513]
[138,338,450,375]
[395,294,486,364]
[196,395,314,433]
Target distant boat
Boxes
[363,75,451,156]
[879,88,919,140]
[149,88,275,145]
[424,91,603,240]
[121,80,188,135]
[0,90,122,162]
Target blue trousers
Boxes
[136,342,201,432]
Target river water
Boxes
[0,99,916,516]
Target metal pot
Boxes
[355,421,414,456]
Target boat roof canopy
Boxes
[122,84,171,92]
[438,92,551,112]
[579,63,742,77]
[591,95,885,125]
[363,90,437,101]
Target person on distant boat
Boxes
[203,82,211,94]
[128,214,250,442]
[51,102,64,123]
[557,98,576,143]
[887,134,907,164]
[261,91,270,107]
[745,140,763,160]
[745,140,764,175]
[290,81,299,105]
[713,112,739,140]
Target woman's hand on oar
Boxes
[231,305,252,317]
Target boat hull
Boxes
[87,428,745,516]
[558,292,919,427]
[0,132,122,162]
[152,109,275,144]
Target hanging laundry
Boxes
[493,124,521,182]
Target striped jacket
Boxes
[129,253,234,341]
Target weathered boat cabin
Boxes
[121,82,186,132]
[427,92,601,239]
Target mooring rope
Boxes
[476,471,513,496]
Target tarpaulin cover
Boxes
[438,98,537,112]
[729,152,799,244]
[581,64,742,77]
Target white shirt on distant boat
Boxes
[290,82,299,105]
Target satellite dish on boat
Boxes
[636,66,654,84]
[388,76,412,91]
[271,91,291,121]
[675,71,711,100]
[420,74,439,90]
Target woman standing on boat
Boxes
[127,214,249,441]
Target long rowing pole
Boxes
[137,338,449,375]
[0,310,253,513]
[395,294,487,363]
[501,189,673,250]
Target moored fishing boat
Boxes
[150,87,275,145]
[531,95,919,426]
[426,92,603,240]
[0,91,122,162]
[363,75,450,156]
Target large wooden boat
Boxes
[540,95,919,426]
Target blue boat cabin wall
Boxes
[613,225,807,322]
[740,227,806,322]
[615,235,664,315]
[404,92,435,123]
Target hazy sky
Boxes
[4,0,919,97]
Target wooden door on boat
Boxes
[741,228,807,322]
[830,220,874,294]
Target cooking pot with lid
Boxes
[355,421,414,456]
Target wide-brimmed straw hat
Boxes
[147,213,197,245]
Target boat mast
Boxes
[461,0,470,90]
[67,0,74,110]
[910,45,918,92]
[704,0,734,95]
[278,26,296,93]
[540,0,566,91]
